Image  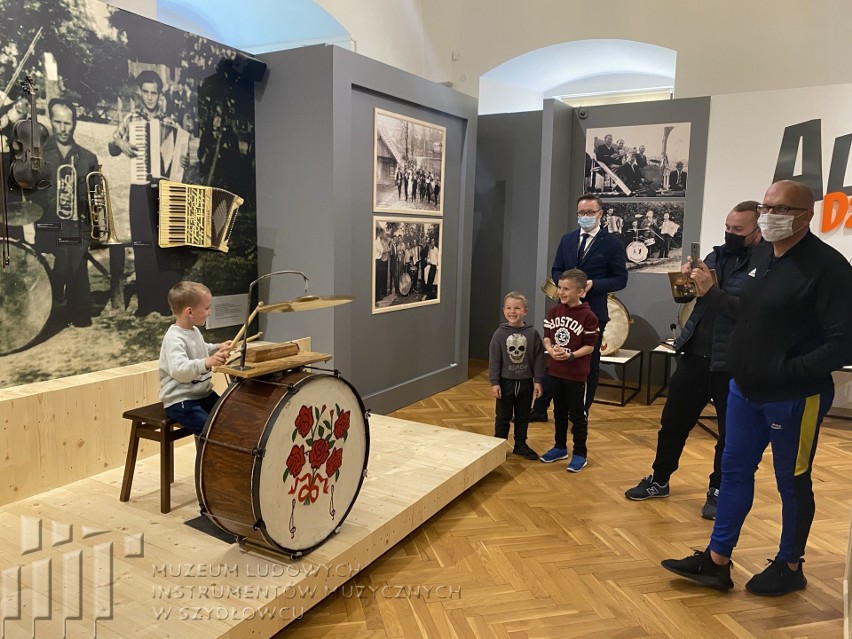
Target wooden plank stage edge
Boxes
[0,414,506,639]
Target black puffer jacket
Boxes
[674,243,754,372]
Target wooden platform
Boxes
[0,415,505,638]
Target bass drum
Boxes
[601,295,632,356]
[0,239,52,355]
[398,271,412,296]
[626,240,649,264]
[197,369,370,558]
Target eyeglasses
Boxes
[576,210,601,216]
[756,204,809,216]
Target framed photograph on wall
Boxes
[601,200,686,273]
[583,123,691,198]
[373,216,442,313]
[373,108,446,215]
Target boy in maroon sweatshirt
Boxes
[540,269,599,471]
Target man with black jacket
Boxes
[661,180,852,596]
[625,201,762,518]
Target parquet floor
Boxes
[276,362,852,638]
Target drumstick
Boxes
[230,304,262,346]
[227,333,263,364]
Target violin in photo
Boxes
[10,74,51,191]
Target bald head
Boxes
[765,180,814,210]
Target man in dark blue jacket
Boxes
[624,201,762,518]
[662,180,852,596]
[531,194,628,427]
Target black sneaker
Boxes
[661,548,733,591]
[745,558,807,596]
[512,443,539,461]
[701,488,719,520]
[528,411,548,422]
[625,475,670,500]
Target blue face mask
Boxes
[578,215,598,230]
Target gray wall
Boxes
[471,111,543,359]
[256,45,478,414]
[471,97,712,377]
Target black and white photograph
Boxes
[373,216,441,313]
[0,0,258,388]
[373,108,445,215]
[584,123,691,198]
[601,200,686,273]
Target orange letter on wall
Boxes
[821,191,848,232]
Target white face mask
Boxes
[757,211,802,242]
[578,215,598,231]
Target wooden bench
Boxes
[120,403,195,513]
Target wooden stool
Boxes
[120,403,195,513]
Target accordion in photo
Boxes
[157,180,243,253]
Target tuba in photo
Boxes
[86,167,122,245]
[55,158,76,220]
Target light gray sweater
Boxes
[159,325,219,408]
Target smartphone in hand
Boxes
[690,242,701,265]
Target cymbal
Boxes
[257,295,354,313]
[4,201,43,226]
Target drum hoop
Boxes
[252,371,371,556]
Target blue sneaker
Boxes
[539,447,569,463]
[566,454,587,472]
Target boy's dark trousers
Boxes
[552,377,588,457]
[494,378,534,447]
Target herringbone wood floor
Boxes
[277,362,852,638]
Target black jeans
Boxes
[534,326,605,414]
[651,354,730,489]
[552,377,588,456]
[494,378,533,447]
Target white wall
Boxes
[315,0,852,100]
[106,0,156,19]
[702,83,852,259]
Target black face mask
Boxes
[723,232,746,252]
[723,227,756,253]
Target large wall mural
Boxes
[0,0,258,389]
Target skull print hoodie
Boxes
[488,323,546,386]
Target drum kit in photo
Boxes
[194,273,370,559]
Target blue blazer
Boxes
[551,227,628,324]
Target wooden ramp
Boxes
[0,415,505,639]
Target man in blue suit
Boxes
[531,193,629,424]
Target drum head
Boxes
[601,296,630,356]
[626,241,648,264]
[0,240,52,355]
[258,373,369,554]
[399,272,412,296]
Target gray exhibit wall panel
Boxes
[256,45,478,414]
[471,97,712,380]
[471,111,543,360]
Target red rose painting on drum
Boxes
[284,403,348,516]
[295,405,314,437]
[333,410,351,438]
[286,445,306,477]
[326,448,343,477]
[309,438,330,469]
